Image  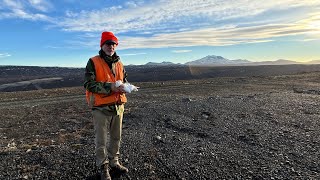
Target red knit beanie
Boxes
[100,31,118,47]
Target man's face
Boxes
[102,41,117,56]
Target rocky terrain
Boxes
[0,70,320,179]
[1,64,320,92]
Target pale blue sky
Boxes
[0,0,320,67]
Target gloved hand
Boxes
[115,80,139,93]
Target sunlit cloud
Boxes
[4,0,316,51]
[122,53,147,56]
[66,15,317,50]
[55,0,320,33]
[301,12,320,35]
[0,53,11,58]
[115,16,320,49]
[172,50,192,53]
[299,38,319,42]
[52,0,320,50]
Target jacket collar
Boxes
[99,49,120,63]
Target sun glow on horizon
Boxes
[305,13,320,35]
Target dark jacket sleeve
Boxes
[123,67,128,83]
[83,59,112,94]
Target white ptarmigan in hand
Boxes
[115,80,139,93]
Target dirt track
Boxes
[1,73,320,179]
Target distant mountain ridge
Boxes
[145,61,176,66]
[308,60,320,64]
[143,55,318,66]
[185,55,251,65]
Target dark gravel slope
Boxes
[1,73,320,179]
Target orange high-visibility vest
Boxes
[86,55,127,107]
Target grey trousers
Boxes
[92,105,124,167]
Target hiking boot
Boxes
[100,163,111,180]
[110,163,129,173]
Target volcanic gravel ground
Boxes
[1,73,320,179]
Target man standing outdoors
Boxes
[84,31,129,180]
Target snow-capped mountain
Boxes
[185,55,251,65]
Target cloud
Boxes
[2,0,23,9]
[172,50,192,53]
[65,12,320,50]
[299,38,319,42]
[0,53,11,58]
[0,0,52,21]
[52,0,320,50]
[121,53,147,56]
[124,1,138,8]
[28,0,53,12]
[55,0,320,33]
[109,9,318,49]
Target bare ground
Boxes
[0,72,320,179]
